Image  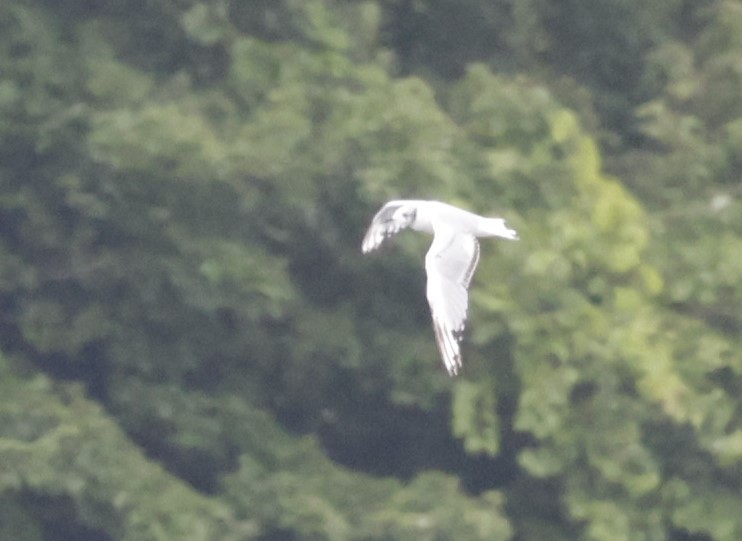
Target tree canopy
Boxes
[0,1,740,540]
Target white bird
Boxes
[362,199,518,376]
[362,200,518,376]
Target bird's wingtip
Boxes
[443,351,462,376]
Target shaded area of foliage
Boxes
[0,0,740,540]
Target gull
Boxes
[362,200,518,376]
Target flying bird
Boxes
[362,200,518,376]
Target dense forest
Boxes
[1,0,741,540]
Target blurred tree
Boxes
[0,0,741,540]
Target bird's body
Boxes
[362,200,518,376]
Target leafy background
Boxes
[0,1,741,540]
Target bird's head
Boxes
[391,205,417,227]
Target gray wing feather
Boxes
[424,231,480,375]
[361,203,410,253]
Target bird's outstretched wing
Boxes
[361,202,416,254]
[424,230,480,375]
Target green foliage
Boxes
[452,379,500,456]
[1,0,741,540]
[226,443,512,541]
[0,363,254,541]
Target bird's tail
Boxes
[480,217,519,240]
